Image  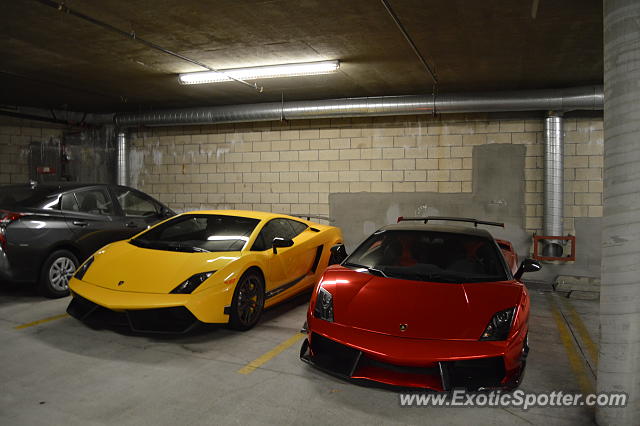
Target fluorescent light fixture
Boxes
[179,60,340,85]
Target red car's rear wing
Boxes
[397,216,504,228]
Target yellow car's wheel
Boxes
[228,269,265,331]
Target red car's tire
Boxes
[506,333,529,390]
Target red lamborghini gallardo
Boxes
[300,217,541,391]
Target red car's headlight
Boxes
[313,287,334,322]
[480,307,516,341]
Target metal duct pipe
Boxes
[116,131,128,186]
[0,105,114,126]
[114,86,603,127]
[543,112,564,256]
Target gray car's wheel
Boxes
[39,250,78,298]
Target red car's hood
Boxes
[322,267,524,340]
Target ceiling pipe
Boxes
[0,86,604,129]
[0,110,75,126]
[0,105,113,127]
[113,85,603,127]
[3,86,602,128]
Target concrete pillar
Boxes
[598,1,640,425]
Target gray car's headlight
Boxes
[73,257,94,280]
[480,307,516,341]
[171,271,215,294]
[313,287,334,322]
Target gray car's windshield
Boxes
[131,214,260,253]
[344,230,509,283]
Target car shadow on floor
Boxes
[257,289,312,326]
[10,286,315,367]
[0,280,41,305]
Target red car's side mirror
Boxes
[514,258,541,280]
[329,244,348,265]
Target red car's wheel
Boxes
[506,333,530,390]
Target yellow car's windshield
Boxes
[131,214,260,253]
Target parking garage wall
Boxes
[0,117,65,184]
[129,113,603,237]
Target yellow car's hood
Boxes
[83,241,240,294]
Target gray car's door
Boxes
[110,186,168,238]
[61,186,123,256]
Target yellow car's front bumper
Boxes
[68,277,235,332]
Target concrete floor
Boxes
[0,285,599,426]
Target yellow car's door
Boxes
[252,218,318,298]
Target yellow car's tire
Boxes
[228,269,265,331]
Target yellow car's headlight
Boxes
[170,271,216,294]
[73,257,94,280]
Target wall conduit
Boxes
[543,112,565,256]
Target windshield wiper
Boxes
[130,238,150,248]
[456,274,508,283]
[130,239,211,253]
[380,270,462,283]
[166,243,211,253]
[343,262,387,277]
[417,273,460,283]
[367,267,387,277]
[188,246,211,253]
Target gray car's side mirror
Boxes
[514,258,542,280]
[272,237,294,254]
[329,243,348,265]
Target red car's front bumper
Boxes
[302,317,528,391]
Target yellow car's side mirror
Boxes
[272,237,294,254]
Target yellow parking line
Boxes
[14,313,69,330]
[560,297,599,366]
[546,294,594,394]
[238,332,306,375]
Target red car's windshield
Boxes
[344,230,509,283]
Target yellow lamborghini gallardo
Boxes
[67,210,343,332]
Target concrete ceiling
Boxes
[0,0,603,113]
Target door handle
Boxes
[72,221,88,227]
[125,221,138,228]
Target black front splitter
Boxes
[67,294,201,335]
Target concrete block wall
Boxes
[0,118,65,184]
[129,113,603,236]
